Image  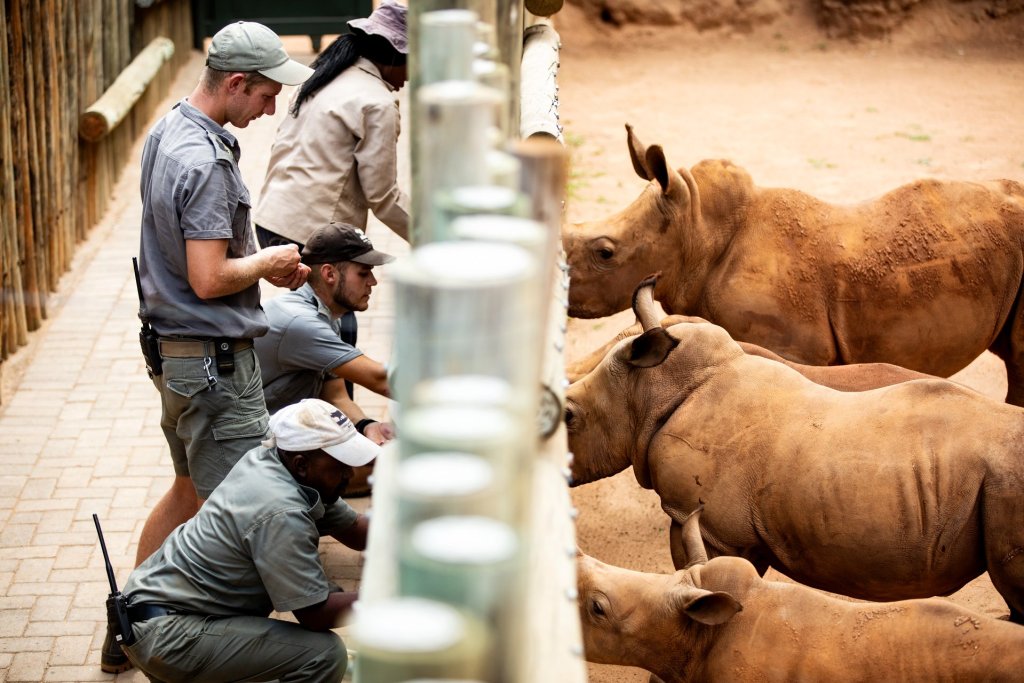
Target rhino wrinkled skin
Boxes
[565,297,1024,623]
[578,509,1024,683]
[563,124,1024,404]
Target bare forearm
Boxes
[294,591,359,631]
[192,251,267,298]
[187,240,306,299]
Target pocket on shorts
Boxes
[166,377,212,399]
[212,411,269,442]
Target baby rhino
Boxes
[578,507,1024,683]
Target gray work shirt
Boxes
[137,99,268,339]
[255,284,363,414]
[124,446,359,616]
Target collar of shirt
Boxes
[297,282,343,325]
[175,98,242,158]
[269,446,327,519]
[354,56,397,93]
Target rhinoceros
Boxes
[563,124,1024,404]
[566,277,1024,622]
[578,507,1024,683]
[567,308,934,391]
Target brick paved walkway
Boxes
[0,42,408,682]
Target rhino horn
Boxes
[665,504,709,568]
[631,274,662,331]
[626,123,653,180]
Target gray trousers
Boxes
[124,614,346,683]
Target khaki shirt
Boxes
[254,58,409,243]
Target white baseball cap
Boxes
[207,21,313,86]
[265,399,380,467]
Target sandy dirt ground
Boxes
[551,5,1024,681]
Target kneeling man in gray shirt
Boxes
[119,399,376,682]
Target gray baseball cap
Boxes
[207,21,313,86]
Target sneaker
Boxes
[100,624,133,674]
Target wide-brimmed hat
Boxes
[207,21,313,86]
[301,223,395,267]
[264,399,380,467]
[348,1,408,55]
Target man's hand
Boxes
[364,420,396,446]
[261,245,310,290]
[266,262,310,290]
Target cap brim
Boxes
[259,59,314,86]
[323,432,381,467]
[351,249,396,266]
[347,21,409,54]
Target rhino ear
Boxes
[646,145,673,194]
[626,123,654,181]
[627,327,680,368]
[681,590,743,626]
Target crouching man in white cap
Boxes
[116,399,378,682]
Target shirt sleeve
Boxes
[278,311,364,374]
[248,508,332,613]
[177,161,238,241]
[353,99,410,237]
[318,499,359,536]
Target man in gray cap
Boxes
[256,223,396,468]
[115,399,376,682]
[110,20,314,674]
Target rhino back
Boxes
[694,179,1024,373]
[647,359,1024,600]
[701,577,1024,683]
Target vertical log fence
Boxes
[0,0,192,402]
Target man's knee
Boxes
[306,631,347,681]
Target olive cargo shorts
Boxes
[153,348,269,498]
[124,613,346,682]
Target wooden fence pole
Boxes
[1,0,30,362]
[79,37,175,142]
[10,0,43,329]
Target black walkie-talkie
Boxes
[93,514,135,648]
[133,258,163,378]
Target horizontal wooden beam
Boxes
[79,36,174,142]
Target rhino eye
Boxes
[564,406,576,428]
[598,247,614,261]
[591,599,606,617]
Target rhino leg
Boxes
[1005,363,1024,408]
[988,286,1024,407]
[669,520,685,569]
[983,490,1024,623]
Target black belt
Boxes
[158,337,253,359]
[127,603,182,623]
